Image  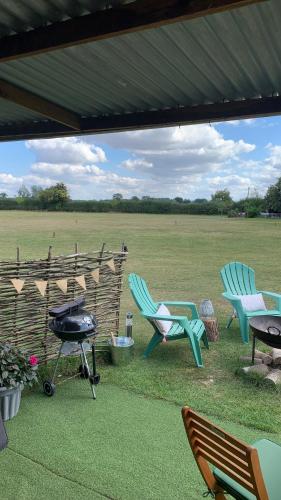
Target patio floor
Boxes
[0,380,277,500]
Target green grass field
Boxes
[1,211,281,499]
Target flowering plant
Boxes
[0,343,38,389]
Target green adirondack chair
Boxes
[220,262,281,343]
[128,273,208,368]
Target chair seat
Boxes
[167,319,205,339]
[214,438,281,500]
[245,309,281,318]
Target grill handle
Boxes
[49,296,85,318]
[267,326,281,336]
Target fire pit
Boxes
[249,315,281,363]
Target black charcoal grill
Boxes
[249,315,281,363]
[43,296,100,399]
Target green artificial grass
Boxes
[1,212,281,497]
[2,381,279,500]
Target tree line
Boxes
[0,178,281,216]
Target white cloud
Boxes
[26,137,107,165]
[31,163,103,177]
[224,118,256,127]
[94,124,256,198]
[0,173,23,185]
[121,158,153,171]
[0,123,279,200]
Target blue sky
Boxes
[0,116,280,200]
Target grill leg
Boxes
[80,342,96,400]
[51,342,64,384]
[252,335,256,365]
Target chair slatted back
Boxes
[220,262,257,296]
[128,273,158,315]
[182,407,268,500]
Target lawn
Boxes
[1,211,281,499]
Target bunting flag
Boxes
[10,278,25,294]
[56,278,68,294]
[75,274,86,290]
[106,258,115,273]
[91,268,100,284]
[35,280,48,297]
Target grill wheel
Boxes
[43,379,56,397]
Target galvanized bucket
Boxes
[0,385,21,421]
[109,336,134,366]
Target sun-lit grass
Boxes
[1,211,281,436]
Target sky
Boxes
[0,115,280,201]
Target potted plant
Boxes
[0,343,38,421]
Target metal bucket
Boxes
[109,336,134,366]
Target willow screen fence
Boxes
[0,244,127,362]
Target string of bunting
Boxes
[9,258,116,296]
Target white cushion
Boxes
[154,304,173,335]
[238,293,266,312]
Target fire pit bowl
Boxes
[249,315,281,349]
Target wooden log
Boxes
[264,369,281,388]
[237,364,269,379]
[271,348,281,366]
[203,318,219,342]
[254,349,273,365]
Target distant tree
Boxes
[39,183,70,208]
[131,196,139,201]
[211,189,232,203]
[17,184,31,198]
[0,192,7,198]
[30,185,43,198]
[142,196,151,200]
[265,178,281,212]
[193,198,208,204]
[112,193,123,200]
[211,189,233,215]
[174,197,183,203]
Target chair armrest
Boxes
[142,312,185,322]
[222,292,240,304]
[158,301,199,319]
[259,291,281,310]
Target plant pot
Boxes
[0,385,22,421]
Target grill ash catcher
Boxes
[42,296,100,399]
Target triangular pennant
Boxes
[35,280,48,297]
[106,258,115,273]
[56,278,68,294]
[91,269,100,284]
[10,278,25,294]
[75,274,86,291]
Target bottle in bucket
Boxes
[126,312,133,338]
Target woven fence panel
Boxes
[0,248,127,361]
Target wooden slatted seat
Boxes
[128,273,208,368]
[182,406,281,500]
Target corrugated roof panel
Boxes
[0,98,45,125]
[0,0,133,36]
[0,0,280,129]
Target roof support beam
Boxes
[0,95,279,142]
[0,0,267,62]
[0,79,80,130]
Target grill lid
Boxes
[49,297,97,334]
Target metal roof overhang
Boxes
[0,0,278,142]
